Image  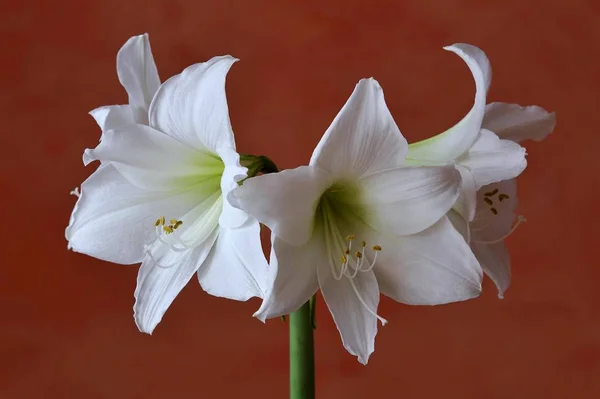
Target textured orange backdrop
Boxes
[2,0,599,398]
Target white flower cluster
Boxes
[66,34,555,364]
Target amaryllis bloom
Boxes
[232,78,482,364]
[405,43,556,298]
[405,44,528,224]
[66,55,268,334]
[466,104,556,297]
[88,33,160,137]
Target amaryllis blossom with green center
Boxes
[66,50,268,334]
[405,43,555,298]
[232,78,482,364]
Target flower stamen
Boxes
[70,187,80,198]
[474,215,526,244]
[143,245,180,269]
[349,278,388,326]
[337,236,382,278]
[482,190,511,216]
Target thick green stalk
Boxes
[289,301,315,399]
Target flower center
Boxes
[472,188,526,244]
[334,235,382,280]
[316,183,387,326]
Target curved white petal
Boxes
[483,102,556,143]
[117,33,161,113]
[458,129,527,189]
[406,43,491,165]
[134,230,219,334]
[372,216,482,305]
[253,234,320,321]
[84,124,223,192]
[232,166,334,246]
[317,260,379,365]
[149,56,238,152]
[358,165,460,236]
[66,164,201,264]
[310,78,407,179]
[217,146,249,229]
[472,240,510,299]
[89,105,137,135]
[197,218,268,301]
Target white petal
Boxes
[84,124,223,192]
[472,241,510,299]
[372,216,482,305]
[459,129,526,190]
[453,164,477,223]
[89,105,137,134]
[483,102,556,143]
[197,218,268,301]
[317,260,379,365]
[471,179,518,242]
[66,164,200,264]
[253,234,320,321]
[447,209,469,241]
[358,165,460,236]
[134,231,218,334]
[149,56,238,152]
[232,166,334,246]
[406,43,491,165]
[217,146,249,229]
[117,33,161,112]
[309,78,407,179]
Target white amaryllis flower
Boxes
[405,44,528,224]
[405,43,556,298]
[88,33,160,138]
[232,78,482,364]
[66,55,268,334]
[466,103,556,297]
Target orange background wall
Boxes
[2,1,599,398]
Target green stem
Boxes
[290,301,315,399]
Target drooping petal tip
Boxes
[482,102,557,143]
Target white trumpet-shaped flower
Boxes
[66,53,268,334]
[405,44,528,223]
[405,43,556,298]
[465,103,556,297]
[232,78,482,364]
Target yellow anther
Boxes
[355,252,362,259]
[498,193,510,202]
[361,241,366,248]
[163,225,174,234]
[341,255,348,264]
[372,245,382,251]
[174,220,183,229]
[346,234,355,241]
[490,207,498,215]
[169,219,178,225]
[155,216,166,226]
[484,197,493,206]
